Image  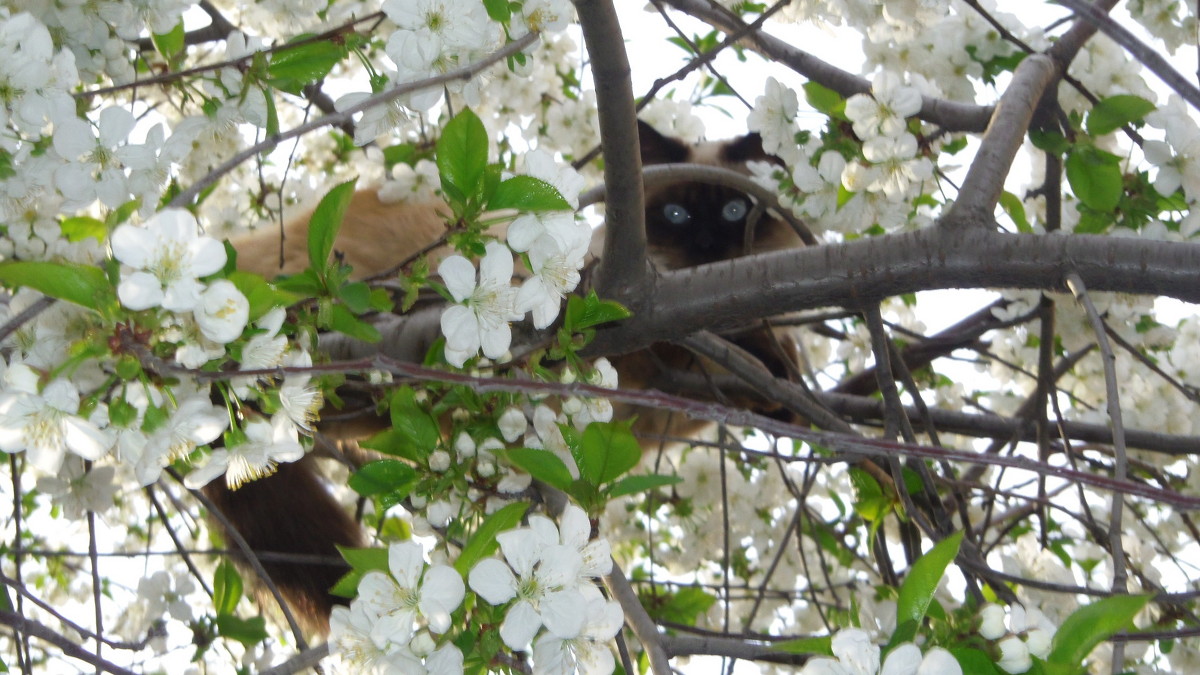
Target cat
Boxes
[205,119,802,636]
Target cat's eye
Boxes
[663,203,691,225]
[722,198,748,222]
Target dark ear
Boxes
[638,119,691,166]
[720,132,784,166]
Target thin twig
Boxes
[0,611,139,675]
[169,469,310,651]
[87,509,103,675]
[1065,272,1129,672]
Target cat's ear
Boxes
[720,132,783,166]
[638,119,691,166]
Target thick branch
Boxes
[944,54,1058,226]
[586,228,1200,356]
[605,562,671,674]
[573,0,650,305]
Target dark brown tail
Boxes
[201,456,364,636]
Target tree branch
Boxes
[943,54,1058,226]
[604,561,671,674]
[573,0,651,306]
[0,611,139,675]
[586,228,1200,357]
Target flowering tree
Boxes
[0,0,1198,673]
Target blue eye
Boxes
[722,198,747,222]
[663,203,690,225]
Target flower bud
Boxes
[498,406,527,442]
[997,636,1031,674]
[979,604,1007,640]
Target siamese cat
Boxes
[208,120,802,636]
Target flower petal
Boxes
[468,557,517,605]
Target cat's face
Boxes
[638,120,794,270]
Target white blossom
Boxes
[0,365,109,474]
[357,540,466,648]
[35,457,117,518]
[469,528,587,650]
[438,242,520,367]
[194,280,250,344]
[747,76,800,156]
[111,209,226,312]
[184,414,304,490]
[845,71,922,140]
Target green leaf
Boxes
[272,268,324,295]
[0,261,114,311]
[308,179,358,272]
[60,216,107,243]
[263,86,280,138]
[895,530,963,631]
[227,270,302,320]
[348,460,419,509]
[642,586,717,624]
[502,448,575,491]
[348,459,418,496]
[338,546,391,573]
[382,143,421,170]
[215,614,268,647]
[949,647,1003,674]
[487,176,571,212]
[849,467,888,521]
[565,291,631,332]
[268,39,347,94]
[455,501,530,576]
[389,387,439,459]
[337,281,373,313]
[773,636,833,656]
[1029,129,1070,155]
[576,421,641,487]
[1047,594,1151,668]
[1086,95,1156,136]
[1066,146,1123,212]
[999,191,1032,233]
[212,560,243,616]
[482,0,512,21]
[437,109,489,204]
[606,473,682,498]
[330,545,391,598]
[362,429,423,462]
[803,81,845,119]
[151,21,185,58]
[330,304,381,342]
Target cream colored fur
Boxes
[230,190,451,280]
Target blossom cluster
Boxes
[329,540,466,673]
[1145,95,1200,237]
[328,505,620,675]
[439,149,590,367]
[746,73,934,238]
[979,604,1058,674]
[469,504,622,674]
[799,628,961,675]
